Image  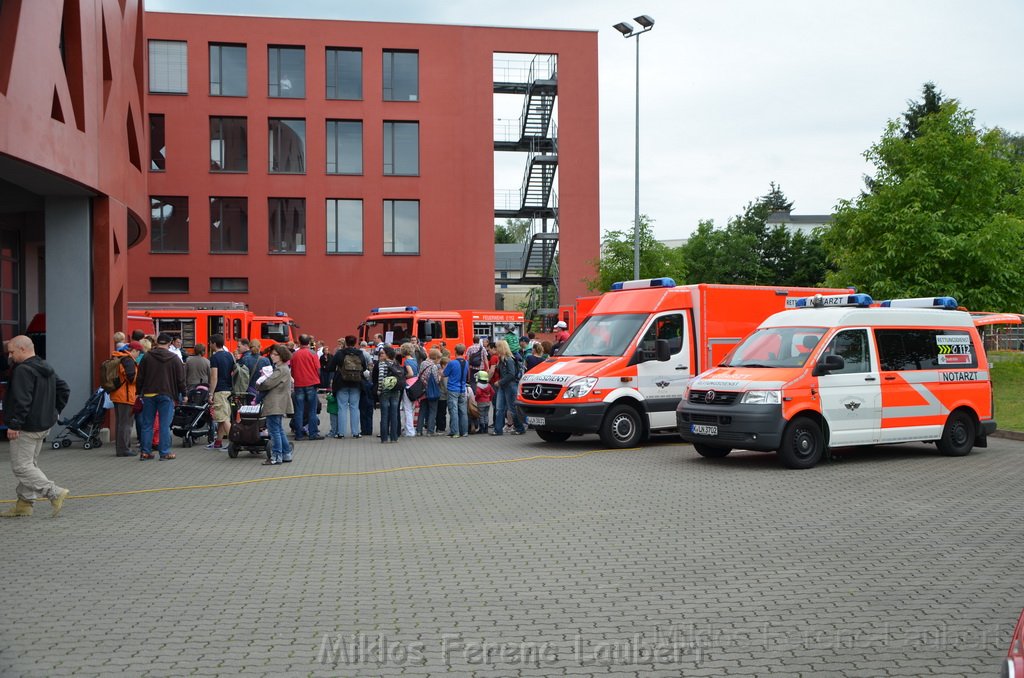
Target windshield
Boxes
[362,317,413,345]
[559,313,648,357]
[723,327,827,368]
[260,322,290,343]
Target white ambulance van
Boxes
[677,293,1002,469]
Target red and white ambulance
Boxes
[516,278,852,448]
[676,293,1010,468]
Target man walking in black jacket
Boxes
[1,335,71,518]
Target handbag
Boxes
[406,375,426,401]
[132,396,143,414]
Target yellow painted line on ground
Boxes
[0,444,678,504]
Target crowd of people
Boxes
[1,321,572,518]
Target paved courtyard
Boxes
[0,423,1021,677]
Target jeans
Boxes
[337,387,361,437]
[293,386,320,438]
[266,414,289,463]
[141,394,175,455]
[359,381,375,437]
[379,391,401,442]
[328,412,339,437]
[493,382,524,435]
[476,402,491,434]
[417,398,438,435]
[446,390,468,436]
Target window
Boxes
[210,117,247,172]
[150,277,189,294]
[210,43,246,96]
[268,198,306,254]
[326,120,362,174]
[149,40,187,94]
[875,329,978,372]
[268,46,305,98]
[383,200,419,254]
[326,199,362,254]
[444,321,459,338]
[268,118,306,173]
[383,121,418,175]
[418,320,442,341]
[149,114,166,171]
[210,197,248,253]
[638,314,684,360]
[326,48,361,100]
[211,277,249,293]
[150,196,189,253]
[822,330,870,374]
[383,50,418,101]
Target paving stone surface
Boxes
[0,417,1021,677]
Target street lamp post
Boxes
[613,15,655,280]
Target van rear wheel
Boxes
[599,404,642,449]
[937,410,975,457]
[536,430,572,443]
[693,443,731,458]
[778,416,824,469]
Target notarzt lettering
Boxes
[941,371,978,382]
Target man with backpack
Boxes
[466,336,488,375]
[103,340,143,457]
[327,335,366,439]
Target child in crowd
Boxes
[326,392,339,438]
[473,370,494,435]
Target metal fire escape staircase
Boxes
[493,55,559,297]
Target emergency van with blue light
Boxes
[516,279,853,448]
[676,293,1015,469]
[359,307,524,353]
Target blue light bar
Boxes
[880,297,958,310]
[786,293,873,308]
[610,277,677,291]
[370,306,420,313]
[275,311,286,317]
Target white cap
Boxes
[554,321,567,329]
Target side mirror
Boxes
[812,354,845,376]
[655,338,672,362]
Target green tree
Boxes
[494,218,531,244]
[586,215,687,292]
[901,81,945,140]
[680,183,830,287]
[823,100,1024,311]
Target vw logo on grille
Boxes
[531,385,544,400]
[704,390,717,404]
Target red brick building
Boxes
[135,12,600,341]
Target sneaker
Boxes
[333,434,344,439]
[353,434,362,439]
[159,453,176,460]
[205,440,222,450]
[140,453,155,460]
[451,434,461,439]
[307,434,324,441]
[294,435,307,441]
[50,488,70,517]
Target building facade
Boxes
[0,0,148,411]
[136,12,600,341]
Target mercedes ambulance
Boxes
[516,279,852,448]
[677,293,1008,469]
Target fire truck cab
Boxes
[359,307,524,353]
[677,294,1000,469]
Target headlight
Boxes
[740,390,781,405]
[563,377,598,399]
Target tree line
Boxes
[585,83,1024,312]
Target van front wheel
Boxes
[693,443,731,458]
[600,405,642,449]
[778,416,824,469]
[937,410,975,457]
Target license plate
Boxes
[691,424,718,436]
[526,416,546,426]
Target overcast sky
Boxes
[147,0,1024,241]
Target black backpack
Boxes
[339,351,364,383]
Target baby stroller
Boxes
[172,385,212,448]
[227,397,270,459]
[50,388,107,450]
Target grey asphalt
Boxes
[0,421,1021,677]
